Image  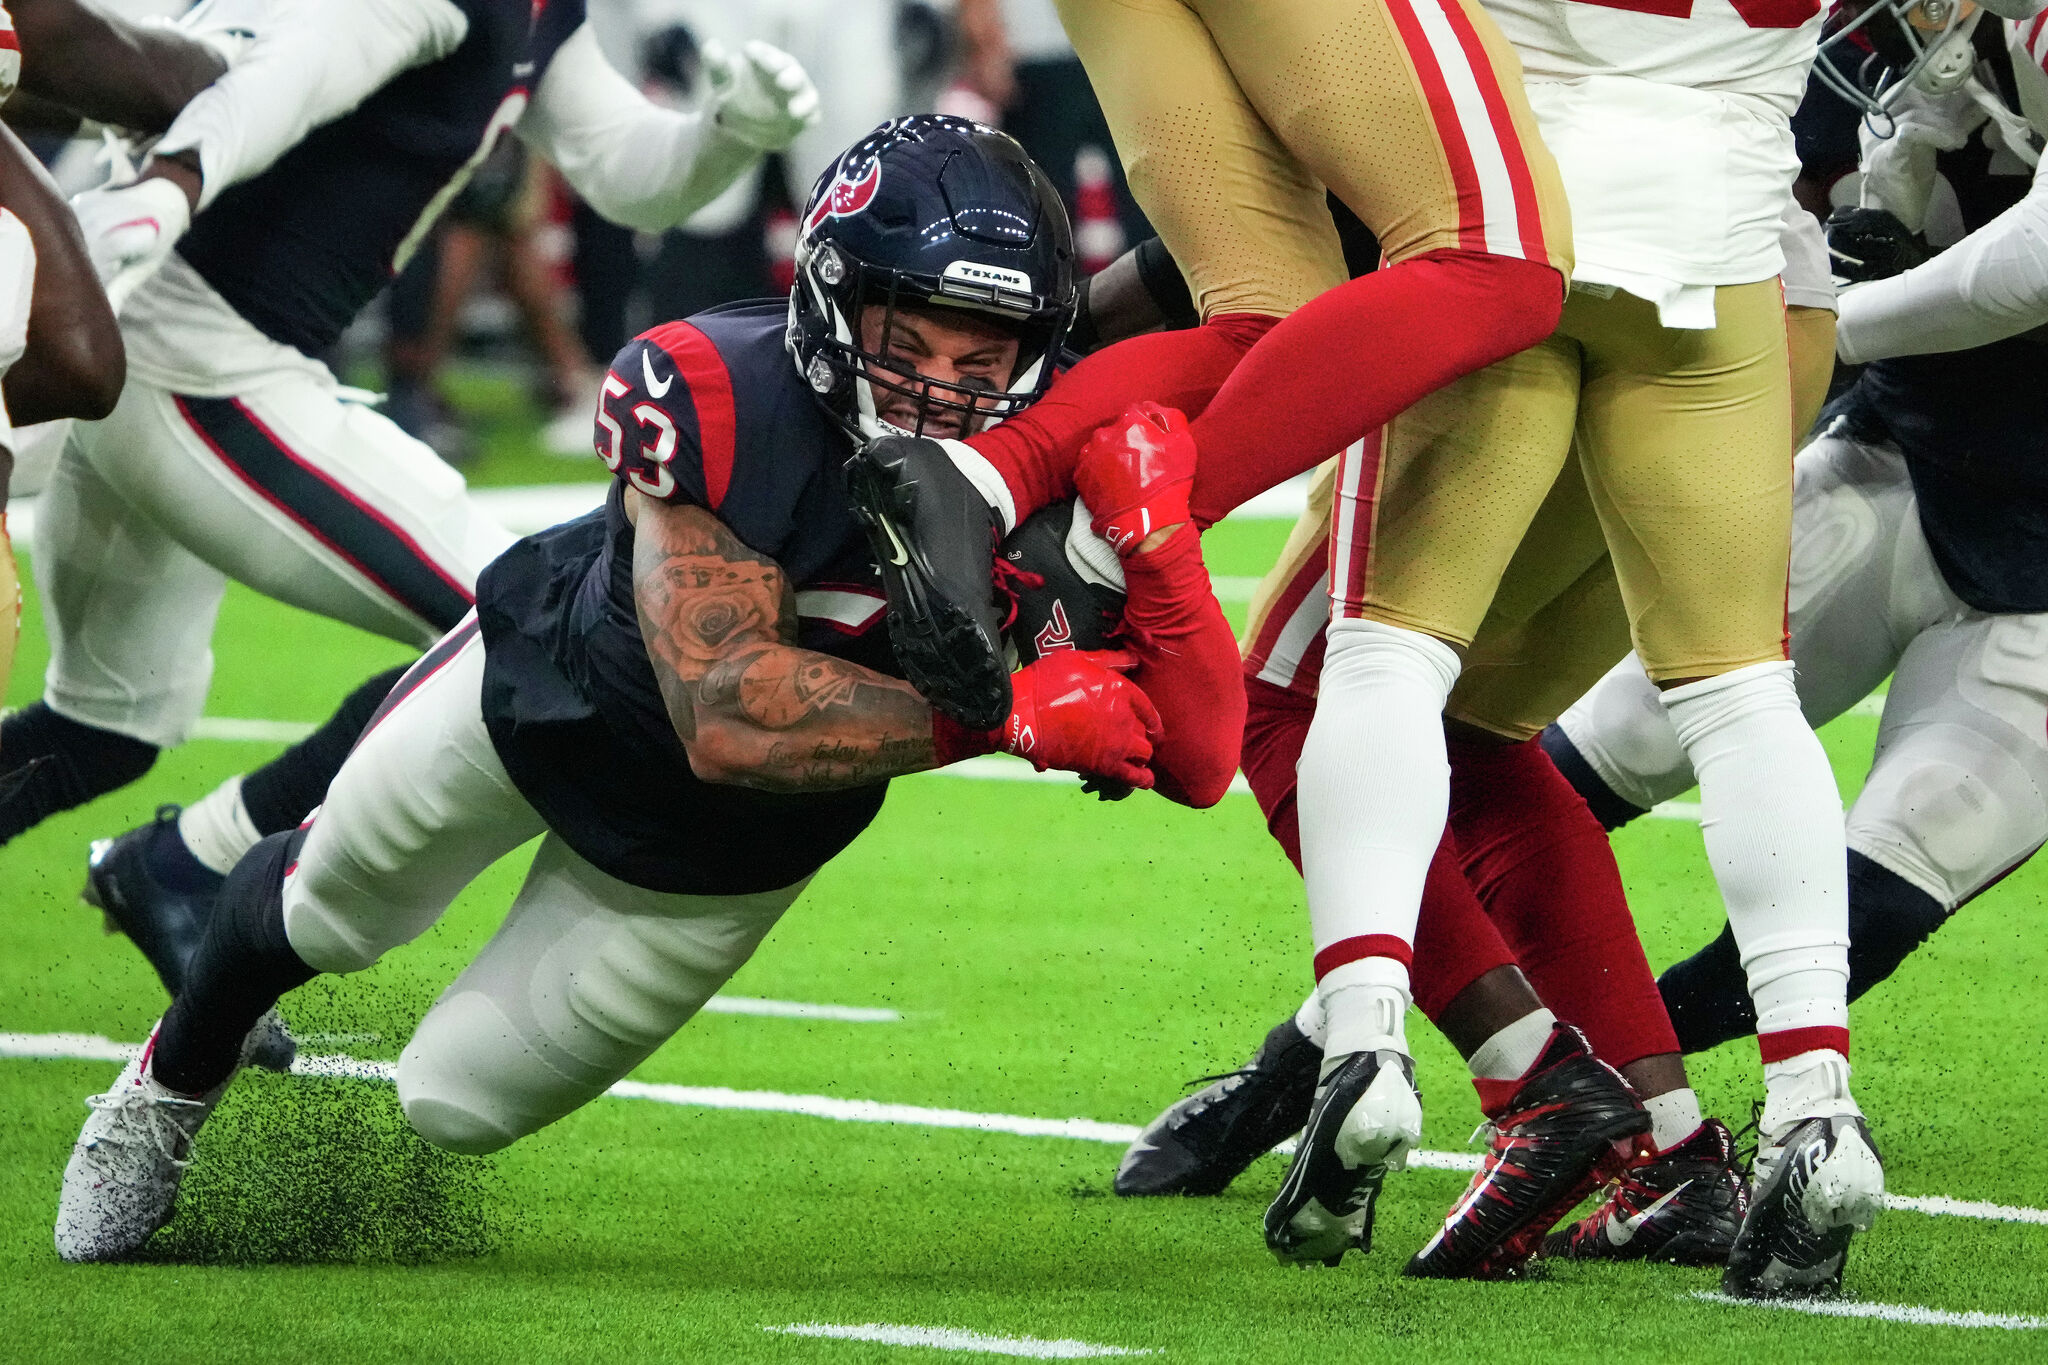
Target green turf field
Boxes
[2,475,2045,1363]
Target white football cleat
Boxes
[52,1012,278,1263]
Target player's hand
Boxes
[70,176,191,316]
[1076,402,1195,557]
[1000,648,1161,789]
[1826,206,1931,284]
[703,39,820,153]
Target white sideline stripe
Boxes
[1691,1292,2048,1330]
[190,717,317,744]
[701,996,900,1022]
[764,1323,1152,1358]
[9,1032,2047,1228]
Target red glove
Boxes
[1075,402,1196,556]
[931,650,1162,788]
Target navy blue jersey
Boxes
[178,0,583,356]
[1838,112,2048,614]
[475,300,897,895]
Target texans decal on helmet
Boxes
[803,158,882,236]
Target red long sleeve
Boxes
[1119,525,1244,808]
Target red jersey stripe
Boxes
[651,321,739,511]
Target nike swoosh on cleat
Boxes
[642,349,674,398]
[875,514,911,567]
[1607,1179,1693,1247]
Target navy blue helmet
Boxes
[788,115,1077,441]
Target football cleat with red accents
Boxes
[1542,1118,1748,1265]
[1404,1023,1648,1280]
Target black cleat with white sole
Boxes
[1263,1048,1421,1266]
[845,434,1011,730]
[1543,1117,1748,1265]
[1723,1114,1884,1298]
[1405,1023,1648,1280]
[82,807,296,1075]
[1115,1016,1322,1197]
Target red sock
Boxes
[1241,675,1513,1022]
[967,314,1275,526]
[1187,251,1562,524]
[1448,735,1680,1069]
[1121,526,1245,808]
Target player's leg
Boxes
[398,837,806,1154]
[1294,338,1577,1092]
[1175,0,1571,519]
[85,369,513,648]
[1615,434,1930,1049]
[1574,281,1880,1295]
[82,664,411,1001]
[56,621,542,1260]
[955,0,1345,519]
[1,423,225,843]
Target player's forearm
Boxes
[684,642,952,792]
[13,0,225,133]
[1836,179,2048,363]
[1119,526,1243,808]
[520,26,759,234]
[153,0,467,212]
[0,122,120,426]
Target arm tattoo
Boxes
[633,501,943,791]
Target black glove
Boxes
[1826,206,1932,283]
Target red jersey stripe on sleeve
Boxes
[651,322,739,510]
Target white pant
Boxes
[35,363,516,747]
[281,620,807,1155]
[1559,429,2048,908]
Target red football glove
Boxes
[1004,649,1162,788]
[1075,402,1196,556]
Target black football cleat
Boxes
[845,434,1011,730]
[1404,1023,1648,1280]
[82,807,213,996]
[1542,1118,1748,1265]
[82,808,297,1075]
[1263,1047,1422,1266]
[1116,1017,1322,1197]
[1723,1113,1883,1298]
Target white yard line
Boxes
[1691,1292,2048,1330]
[764,1323,1152,1358]
[702,996,900,1022]
[6,1031,2045,1227]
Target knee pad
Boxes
[398,993,539,1156]
[1845,849,1950,1002]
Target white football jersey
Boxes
[1487,0,1822,312]
[1489,0,1821,113]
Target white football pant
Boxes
[35,362,515,748]
[278,619,806,1155]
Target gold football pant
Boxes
[1246,297,1835,737]
[1330,279,1798,685]
[1054,0,1570,322]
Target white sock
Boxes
[1293,991,1327,1048]
[1661,662,1850,1052]
[1760,1049,1861,1136]
[1297,618,1460,1053]
[1318,957,1411,1060]
[1644,1087,1704,1153]
[176,776,263,877]
[1466,1008,1556,1081]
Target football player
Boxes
[52,120,1164,1263]
[1549,8,2048,1054]
[0,1,818,855]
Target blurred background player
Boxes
[0,0,819,864]
[51,120,1166,1263]
[1549,0,2048,1055]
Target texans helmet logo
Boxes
[805,159,881,234]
